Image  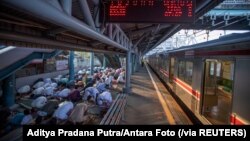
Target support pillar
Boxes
[103,54,106,69]
[69,51,74,81]
[125,49,131,93]
[133,54,136,73]
[131,54,134,74]
[90,52,94,75]
[3,74,15,107]
[136,54,140,71]
[134,54,138,72]
[129,52,133,75]
[60,0,74,81]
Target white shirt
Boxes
[31,96,47,108]
[53,101,73,120]
[17,85,31,94]
[96,82,106,93]
[97,91,112,106]
[83,87,99,101]
[120,71,125,78]
[21,115,33,125]
[44,87,55,96]
[43,83,51,88]
[101,74,107,80]
[44,78,52,84]
[33,81,44,89]
[56,88,71,97]
[105,76,113,86]
[50,83,58,88]
[117,75,125,83]
[32,87,45,95]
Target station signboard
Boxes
[100,0,195,23]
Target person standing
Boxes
[141,59,144,67]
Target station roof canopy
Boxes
[1,0,246,55]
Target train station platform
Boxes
[122,64,192,125]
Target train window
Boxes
[169,58,175,84]
[178,61,186,81]
[178,61,193,85]
[216,62,221,77]
[165,59,168,71]
[185,61,193,85]
[210,62,215,76]
[221,61,234,81]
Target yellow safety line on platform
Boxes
[145,63,176,125]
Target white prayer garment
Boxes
[83,87,99,101]
[32,87,45,95]
[56,88,71,97]
[31,96,47,108]
[97,91,112,106]
[21,115,33,125]
[53,101,74,120]
[17,85,31,94]
[33,81,44,89]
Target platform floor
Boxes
[122,64,192,125]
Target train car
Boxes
[147,32,250,125]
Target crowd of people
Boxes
[0,66,126,136]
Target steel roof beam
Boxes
[0,31,124,54]
[59,0,72,15]
[47,0,72,35]
[134,33,147,47]
[205,9,250,16]
[129,24,171,36]
[2,0,128,51]
[79,0,96,30]
[147,25,181,54]
[46,0,63,12]
[196,0,213,13]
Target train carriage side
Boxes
[158,53,169,84]
[168,50,204,123]
[148,32,250,125]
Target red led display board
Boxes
[100,0,196,23]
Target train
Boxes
[146,32,250,125]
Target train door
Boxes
[202,59,234,124]
[169,57,175,84]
